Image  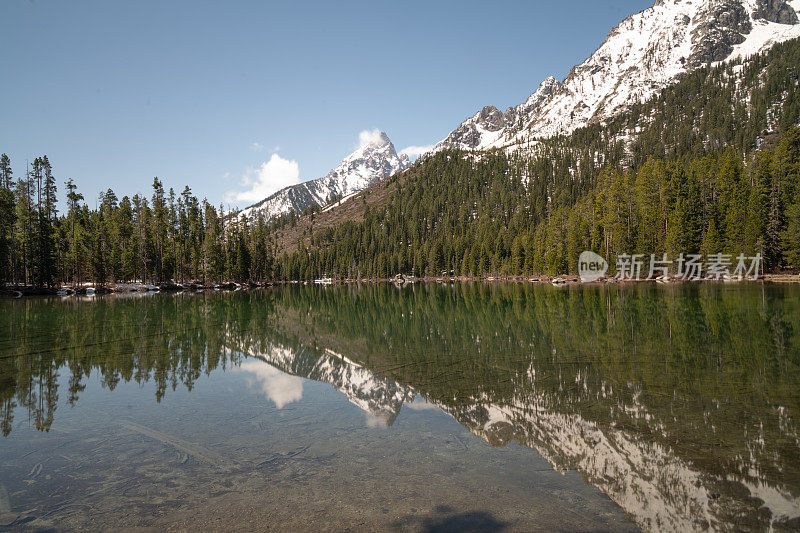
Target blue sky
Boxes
[0,0,653,209]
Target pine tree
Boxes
[13,166,35,285]
[716,148,747,254]
[65,179,85,287]
[429,240,444,276]
[744,151,771,256]
[766,175,784,268]
[775,127,800,266]
[132,194,148,283]
[634,159,667,254]
[100,189,121,280]
[117,196,136,281]
[0,154,15,284]
[151,178,168,282]
[87,208,107,285]
[27,156,59,287]
[782,188,800,269]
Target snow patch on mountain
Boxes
[726,0,800,60]
[434,0,800,154]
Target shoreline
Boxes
[2,272,799,299]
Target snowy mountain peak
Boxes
[435,0,800,153]
[521,76,560,110]
[343,130,407,168]
[358,130,392,148]
[240,131,410,221]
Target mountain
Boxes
[263,0,800,280]
[240,131,410,221]
[435,0,800,153]
[269,33,800,277]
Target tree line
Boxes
[0,159,277,287]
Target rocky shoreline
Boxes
[305,272,800,286]
[2,273,798,299]
[0,281,274,299]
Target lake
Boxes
[1,283,799,531]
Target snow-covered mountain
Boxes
[240,131,410,221]
[435,0,800,153]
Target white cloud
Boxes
[225,153,301,205]
[237,360,304,409]
[251,142,264,152]
[365,411,391,428]
[403,395,441,411]
[357,129,386,150]
[399,145,434,160]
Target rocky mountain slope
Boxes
[240,131,409,221]
[435,0,800,153]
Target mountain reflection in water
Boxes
[1,283,799,531]
[238,345,414,425]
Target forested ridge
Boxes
[2,39,800,286]
[271,38,800,280]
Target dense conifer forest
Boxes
[0,158,276,287]
[2,39,800,286]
